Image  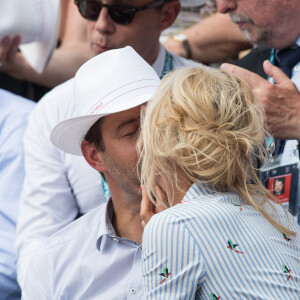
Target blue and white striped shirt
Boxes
[142,182,300,299]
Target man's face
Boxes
[217,0,300,49]
[86,0,165,63]
[98,105,143,199]
[274,180,284,194]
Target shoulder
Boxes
[0,89,35,140]
[25,78,75,140]
[46,204,105,250]
[0,89,35,116]
[145,191,244,239]
[161,191,238,219]
[30,78,75,126]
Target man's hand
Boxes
[221,60,300,140]
[0,35,31,79]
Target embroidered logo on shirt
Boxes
[282,265,291,282]
[231,203,242,212]
[282,233,297,246]
[210,292,221,300]
[159,266,171,284]
[283,233,291,242]
[227,239,244,254]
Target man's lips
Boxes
[235,21,247,30]
[92,43,112,53]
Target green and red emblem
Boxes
[282,265,291,282]
[159,266,171,284]
[210,292,220,299]
[227,239,244,254]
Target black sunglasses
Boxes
[74,0,172,25]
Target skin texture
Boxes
[87,0,180,65]
[217,0,300,140]
[81,105,144,243]
[217,0,300,49]
[163,13,251,64]
[274,180,284,195]
[221,60,300,140]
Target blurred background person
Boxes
[162,0,251,65]
[0,0,92,102]
[0,89,35,299]
[218,0,300,223]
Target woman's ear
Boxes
[81,140,107,172]
[158,1,181,32]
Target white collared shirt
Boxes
[22,201,142,300]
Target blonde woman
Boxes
[138,67,300,299]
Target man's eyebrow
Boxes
[116,117,140,133]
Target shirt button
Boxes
[130,288,136,294]
[113,237,119,243]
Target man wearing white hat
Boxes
[22,46,158,299]
[16,0,199,289]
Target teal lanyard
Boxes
[267,49,275,83]
[101,178,110,203]
[160,51,174,79]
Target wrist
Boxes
[171,33,192,60]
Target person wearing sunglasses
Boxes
[15,0,200,292]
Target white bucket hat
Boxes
[0,0,60,73]
[51,46,160,156]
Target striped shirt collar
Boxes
[181,182,220,203]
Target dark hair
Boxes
[84,117,107,181]
[275,177,285,185]
[84,117,105,151]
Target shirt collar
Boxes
[181,182,219,203]
[152,44,167,78]
[96,198,116,252]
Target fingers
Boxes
[140,186,155,228]
[263,60,292,86]
[220,63,264,89]
[140,184,170,228]
[0,36,10,62]
[7,35,21,61]
[0,35,21,65]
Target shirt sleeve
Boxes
[142,212,206,299]
[21,245,52,300]
[0,95,34,297]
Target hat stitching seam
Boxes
[88,85,158,115]
[86,78,159,114]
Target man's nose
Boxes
[217,0,237,14]
[94,7,115,33]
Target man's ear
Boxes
[158,0,181,32]
[81,140,107,172]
